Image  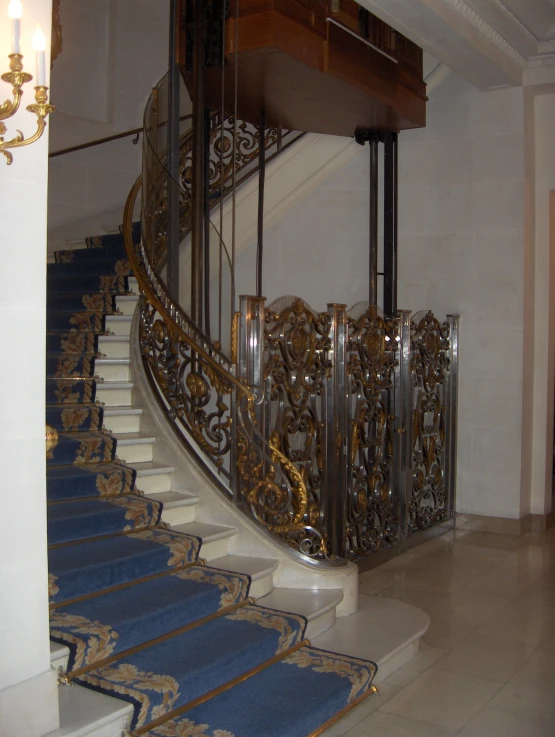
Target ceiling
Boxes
[358,0,555,89]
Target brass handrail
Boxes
[49,114,194,158]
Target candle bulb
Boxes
[32,26,46,86]
[8,0,22,55]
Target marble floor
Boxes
[321,524,555,737]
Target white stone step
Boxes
[129,461,175,493]
[102,406,142,434]
[96,382,133,407]
[105,315,132,336]
[147,490,199,525]
[209,555,279,599]
[257,587,343,639]
[95,358,130,382]
[113,432,155,463]
[311,594,430,683]
[171,521,237,561]
[50,641,69,673]
[45,683,132,737]
[97,335,130,358]
[115,294,139,316]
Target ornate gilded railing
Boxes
[237,296,458,561]
[124,177,338,565]
[126,73,458,566]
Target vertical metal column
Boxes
[166,0,181,302]
[191,0,205,325]
[203,106,211,336]
[368,137,379,307]
[325,303,348,559]
[393,310,413,544]
[256,110,266,298]
[383,132,398,317]
[445,315,459,518]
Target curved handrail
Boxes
[123,175,343,566]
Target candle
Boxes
[32,25,46,86]
[8,0,22,55]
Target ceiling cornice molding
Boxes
[441,0,527,69]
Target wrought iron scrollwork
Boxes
[345,305,399,557]
[262,297,332,558]
[409,311,451,532]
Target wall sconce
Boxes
[0,0,55,165]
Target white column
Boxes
[0,1,59,735]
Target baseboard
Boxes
[528,511,555,532]
[456,513,530,536]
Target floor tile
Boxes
[422,609,483,649]
[354,711,456,736]
[468,533,523,551]
[319,683,401,737]
[465,566,532,597]
[358,570,410,595]
[456,707,555,737]
[378,667,503,731]
[435,582,512,613]
[385,642,448,688]
[378,586,447,613]
[476,599,555,644]
[433,632,538,682]
[489,661,555,720]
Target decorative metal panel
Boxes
[345,305,400,557]
[263,297,332,557]
[409,311,452,533]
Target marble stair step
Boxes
[113,432,156,463]
[311,594,430,683]
[114,294,139,316]
[105,315,132,336]
[171,521,238,561]
[96,382,133,406]
[145,490,199,525]
[209,555,279,599]
[102,406,142,434]
[45,683,132,737]
[257,587,343,639]
[95,358,130,382]
[50,641,70,673]
[97,335,130,358]
[128,461,175,493]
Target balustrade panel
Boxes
[408,310,453,534]
[344,304,400,558]
[262,296,333,558]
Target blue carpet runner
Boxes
[47,226,377,736]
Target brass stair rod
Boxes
[45,424,59,459]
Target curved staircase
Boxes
[45,228,393,737]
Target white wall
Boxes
[47,0,177,252]
[236,73,527,520]
[0,1,59,734]
[398,75,525,519]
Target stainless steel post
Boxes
[445,315,459,518]
[394,310,412,543]
[326,303,348,559]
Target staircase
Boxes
[44,225,430,737]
